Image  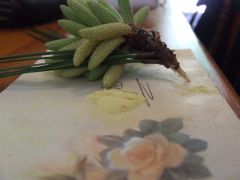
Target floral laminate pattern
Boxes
[41,118,211,180]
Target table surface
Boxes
[0,0,239,118]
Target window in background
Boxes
[174,0,206,29]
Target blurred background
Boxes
[177,0,240,96]
[0,0,239,95]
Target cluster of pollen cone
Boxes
[45,0,189,88]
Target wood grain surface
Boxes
[0,23,60,92]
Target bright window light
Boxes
[173,0,206,14]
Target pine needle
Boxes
[0,50,74,61]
